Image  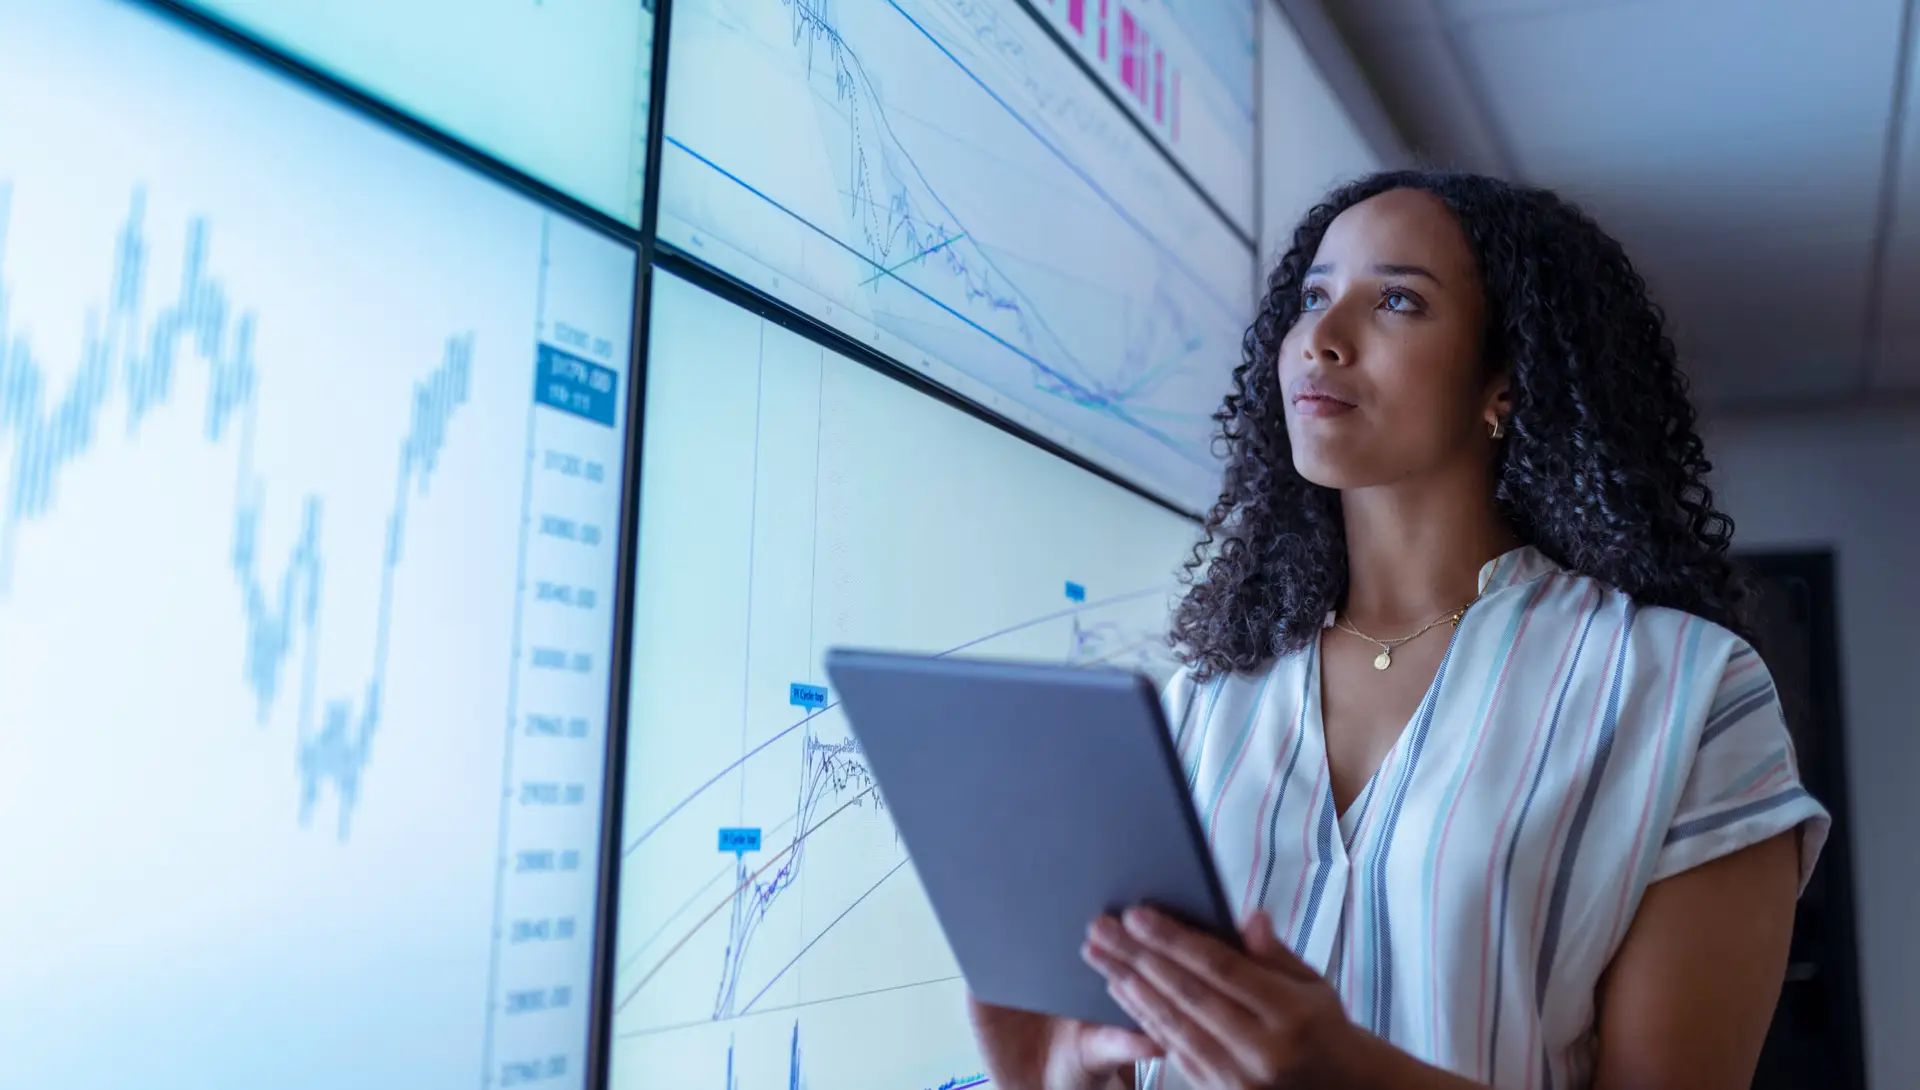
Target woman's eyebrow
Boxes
[1374,263,1441,284]
[1304,261,1442,285]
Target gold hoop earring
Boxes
[1489,417,1507,440]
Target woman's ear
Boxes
[1482,372,1513,432]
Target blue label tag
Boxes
[533,344,619,427]
[718,827,762,854]
[1065,581,1086,602]
[789,682,828,709]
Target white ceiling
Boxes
[1316,0,1920,411]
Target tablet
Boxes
[823,648,1240,1029]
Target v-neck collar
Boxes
[1305,544,1554,842]
[1304,634,1429,847]
[1339,766,1384,845]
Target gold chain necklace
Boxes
[1334,601,1476,671]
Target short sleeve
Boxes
[1653,641,1831,895]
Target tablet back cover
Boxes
[824,649,1238,1029]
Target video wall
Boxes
[0,0,1254,1086]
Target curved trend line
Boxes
[618,583,1171,859]
[615,783,880,1014]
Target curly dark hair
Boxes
[1172,170,1755,679]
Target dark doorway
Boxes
[1737,551,1868,1090]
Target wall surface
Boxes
[1259,0,1382,264]
[1706,407,1920,1090]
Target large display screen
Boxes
[1029,0,1257,232]
[610,268,1197,1088]
[0,2,635,1086]
[657,0,1251,513]
[185,0,656,225]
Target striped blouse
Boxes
[1141,545,1830,1090]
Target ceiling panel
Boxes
[1453,0,1903,240]
[1456,0,1904,154]
[1335,29,1509,172]
[1518,175,1881,405]
[1322,0,1912,408]
[1515,124,1890,244]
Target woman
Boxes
[968,172,1830,1090]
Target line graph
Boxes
[713,731,885,1017]
[736,854,909,1018]
[619,772,884,1015]
[659,0,1249,510]
[0,185,472,839]
[616,581,1162,1019]
[0,6,636,1085]
[618,581,1168,863]
[723,1023,990,1089]
[611,271,1192,1089]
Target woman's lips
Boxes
[1292,394,1356,418]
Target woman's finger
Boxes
[1127,938,1266,1031]
[1075,1022,1164,1068]
[1239,910,1271,951]
[1123,944,1289,1080]
[1117,907,1286,1014]
[1107,972,1240,1085]
[1239,909,1321,981]
[1083,932,1135,981]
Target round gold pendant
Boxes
[1373,650,1392,671]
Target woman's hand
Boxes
[1081,906,1364,1089]
[966,992,1163,1090]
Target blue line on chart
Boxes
[711,586,1160,1015]
[619,584,1172,1009]
[737,856,908,1017]
[1067,580,1165,670]
[674,0,1234,459]
[725,1022,989,1089]
[857,231,967,287]
[619,816,793,981]
[783,0,1142,405]
[714,731,883,1018]
[0,183,472,839]
[669,139,1195,460]
[869,0,1243,301]
[778,0,1224,419]
[619,583,1170,857]
[614,781,884,1015]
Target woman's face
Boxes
[1276,187,1504,491]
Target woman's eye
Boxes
[1301,288,1326,310]
[1382,290,1417,312]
